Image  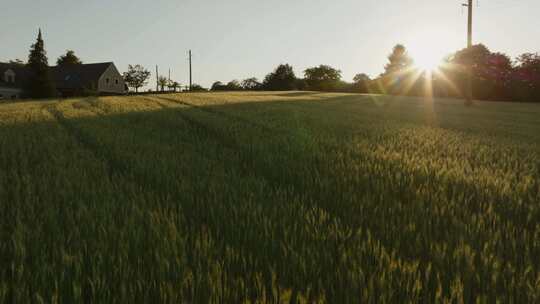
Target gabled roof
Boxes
[51,62,113,89]
[0,62,117,90]
[0,62,31,88]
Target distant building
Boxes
[51,62,126,97]
[0,63,28,99]
[0,62,126,99]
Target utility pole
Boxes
[463,0,473,105]
[467,0,473,48]
[168,69,171,92]
[156,65,159,92]
[189,50,192,91]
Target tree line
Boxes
[210,64,363,93]
[11,30,540,102]
[373,44,540,102]
[211,44,540,102]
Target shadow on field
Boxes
[2,92,540,144]
[2,93,539,198]
[273,91,322,98]
[2,93,540,302]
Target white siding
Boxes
[97,64,126,94]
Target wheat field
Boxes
[1,92,539,303]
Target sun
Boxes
[404,28,458,72]
[412,49,444,71]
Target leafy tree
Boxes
[334,80,356,93]
[514,53,540,85]
[211,80,242,91]
[450,44,491,67]
[295,78,308,91]
[123,65,151,93]
[353,73,371,93]
[483,52,513,99]
[304,65,342,91]
[226,80,242,91]
[486,53,513,81]
[158,76,168,92]
[263,64,297,90]
[57,50,82,66]
[384,44,413,75]
[211,81,227,91]
[241,77,262,90]
[512,53,540,101]
[353,73,370,83]
[168,80,180,92]
[26,29,56,98]
[516,53,540,71]
[447,44,514,100]
[190,84,207,91]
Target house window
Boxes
[115,79,119,85]
[106,78,110,84]
[4,70,15,83]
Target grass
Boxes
[0,91,539,303]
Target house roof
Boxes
[51,62,113,89]
[0,62,116,90]
[0,62,31,88]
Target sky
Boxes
[1,0,539,89]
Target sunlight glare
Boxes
[405,28,457,72]
[412,48,444,71]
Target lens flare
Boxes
[411,48,444,71]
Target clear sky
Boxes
[1,0,538,89]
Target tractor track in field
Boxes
[49,96,535,252]
[43,104,173,198]
[145,95,539,261]
[44,103,131,181]
[141,96,242,151]
[44,99,244,196]
[42,96,539,288]
[66,96,236,157]
[153,95,279,135]
[142,96,495,274]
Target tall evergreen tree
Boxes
[26,29,56,98]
